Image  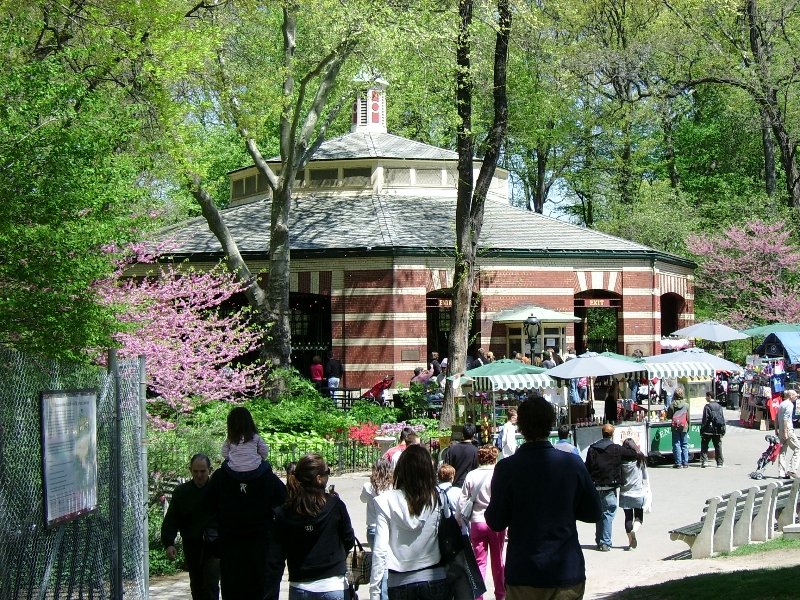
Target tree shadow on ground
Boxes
[594,565,800,600]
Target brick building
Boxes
[159,84,695,391]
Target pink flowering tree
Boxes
[97,243,266,422]
[687,220,800,327]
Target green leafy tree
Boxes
[0,3,162,359]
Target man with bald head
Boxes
[776,389,800,479]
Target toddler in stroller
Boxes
[750,434,782,480]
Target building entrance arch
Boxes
[574,291,622,354]
[426,290,481,366]
[289,292,332,379]
[660,293,685,337]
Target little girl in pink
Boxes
[222,406,269,471]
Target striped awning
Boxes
[471,373,557,391]
[644,362,715,379]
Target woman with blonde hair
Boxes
[273,453,355,599]
[370,445,450,600]
[460,445,504,600]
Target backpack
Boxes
[671,408,688,431]
[712,405,727,436]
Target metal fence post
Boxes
[139,355,149,599]
[109,349,124,599]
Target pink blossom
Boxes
[687,219,800,327]
[96,243,266,422]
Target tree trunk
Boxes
[441,0,475,429]
[759,106,776,197]
[745,0,800,208]
[534,144,548,213]
[264,182,293,367]
[662,114,680,189]
[442,0,510,429]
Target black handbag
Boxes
[437,491,464,564]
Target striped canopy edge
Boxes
[642,362,716,379]
[472,373,557,391]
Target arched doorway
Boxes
[290,293,332,378]
[574,291,622,354]
[660,293,684,337]
[426,290,481,364]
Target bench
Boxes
[669,478,800,558]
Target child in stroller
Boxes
[750,434,782,480]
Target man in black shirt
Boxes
[324,350,344,389]
[443,423,479,487]
[161,454,220,600]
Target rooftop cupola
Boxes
[351,78,387,134]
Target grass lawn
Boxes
[608,538,800,599]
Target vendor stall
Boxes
[640,360,716,459]
[457,360,557,443]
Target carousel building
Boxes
[156,84,696,391]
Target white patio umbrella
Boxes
[545,352,646,379]
[643,348,744,372]
[671,320,749,343]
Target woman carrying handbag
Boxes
[459,445,505,600]
[370,445,451,600]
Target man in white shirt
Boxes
[776,390,799,478]
[501,407,518,458]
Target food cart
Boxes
[640,361,716,460]
[455,360,558,443]
[567,361,717,461]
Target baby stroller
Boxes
[750,435,782,480]
[361,375,394,406]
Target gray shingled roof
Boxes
[263,132,460,163]
[157,194,691,265]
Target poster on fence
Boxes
[40,389,98,527]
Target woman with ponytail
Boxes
[273,453,355,599]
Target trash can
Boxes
[728,381,741,410]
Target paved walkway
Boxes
[150,409,800,599]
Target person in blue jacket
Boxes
[485,396,602,599]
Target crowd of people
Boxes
[161,392,669,600]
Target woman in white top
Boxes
[370,445,450,600]
[361,458,394,546]
[459,445,504,600]
[501,408,518,458]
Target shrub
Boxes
[348,399,399,425]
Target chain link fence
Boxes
[0,348,146,600]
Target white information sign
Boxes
[40,389,98,527]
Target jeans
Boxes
[388,578,450,600]
[700,434,723,466]
[569,379,581,404]
[367,529,388,600]
[595,488,618,547]
[469,521,506,600]
[672,431,689,465]
[289,589,346,600]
